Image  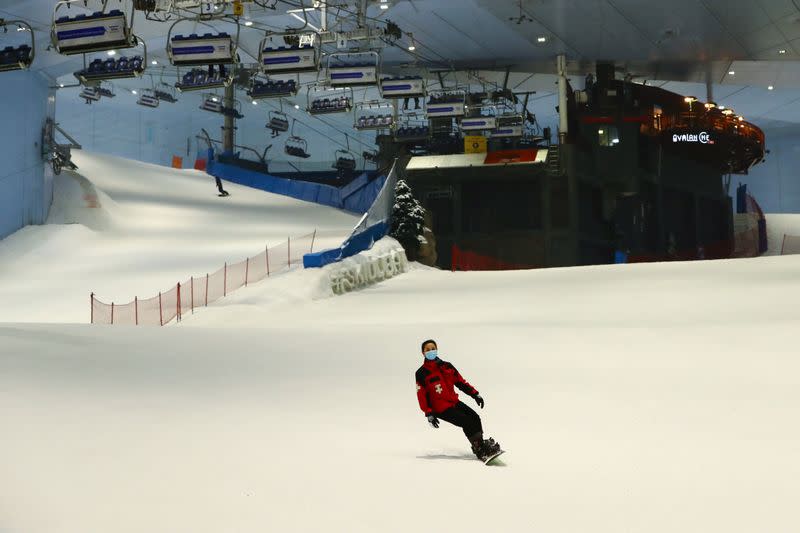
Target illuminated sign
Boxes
[672,131,714,144]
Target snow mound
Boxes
[46,170,119,231]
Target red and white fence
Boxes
[91,231,316,325]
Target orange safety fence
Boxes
[451,230,760,272]
[451,244,540,271]
[91,231,317,325]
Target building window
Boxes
[598,126,620,147]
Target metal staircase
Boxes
[545,146,562,175]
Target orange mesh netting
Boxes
[91,230,317,326]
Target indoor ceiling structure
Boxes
[5,0,800,128]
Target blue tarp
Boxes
[303,221,390,268]
[206,153,382,214]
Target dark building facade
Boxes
[401,65,766,270]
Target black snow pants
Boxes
[437,401,482,439]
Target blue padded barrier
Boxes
[206,153,384,214]
[303,221,389,268]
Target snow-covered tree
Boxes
[390,179,427,260]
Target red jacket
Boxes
[415,358,479,415]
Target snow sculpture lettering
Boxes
[329,247,409,295]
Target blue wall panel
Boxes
[0,70,54,240]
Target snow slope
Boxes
[2,156,800,532]
[765,213,800,254]
[0,152,358,323]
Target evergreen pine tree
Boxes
[390,179,427,259]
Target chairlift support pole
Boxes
[557,54,568,143]
[223,82,235,153]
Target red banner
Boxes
[483,149,540,165]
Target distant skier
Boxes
[415,339,501,462]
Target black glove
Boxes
[427,414,439,428]
[473,394,484,409]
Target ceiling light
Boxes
[537,36,547,43]
[289,13,320,31]
[107,50,116,56]
[212,97,218,102]
[738,116,744,121]
[407,32,417,51]
[286,7,317,13]
[684,96,697,103]
[598,129,604,134]
[779,49,787,54]
[59,83,64,88]
[728,70,735,75]
[244,20,253,26]
[132,90,137,95]
[151,60,158,65]
[768,85,774,90]
[252,100,258,105]
[294,104,300,109]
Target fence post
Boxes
[266,246,270,276]
[288,236,291,267]
[111,302,114,325]
[135,296,138,325]
[205,274,209,306]
[177,282,181,322]
[191,276,194,314]
[245,257,249,287]
[224,262,227,296]
[310,229,316,253]
[159,291,163,327]
[90,293,94,324]
[781,234,787,255]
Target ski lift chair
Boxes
[154,82,178,103]
[490,114,524,138]
[267,110,290,137]
[306,84,353,115]
[333,149,357,173]
[73,40,146,84]
[96,81,115,98]
[379,75,425,100]
[0,20,35,72]
[175,66,231,92]
[51,2,136,55]
[137,89,159,108]
[285,136,310,159]
[354,101,394,130]
[168,30,236,67]
[200,94,223,113]
[327,51,380,87]
[259,31,320,74]
[79,85,101,104]
[220,99,244,119]
[425,89,466,118]
[248,76,298,100]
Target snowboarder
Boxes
[215,175,229,197]
[415,339,501,462]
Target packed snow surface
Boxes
[2,154,800,532]
[0,152,358,322]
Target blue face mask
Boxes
[424,349,438,360]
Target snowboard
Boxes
[218,192,230,197]
[483,449,505,465]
